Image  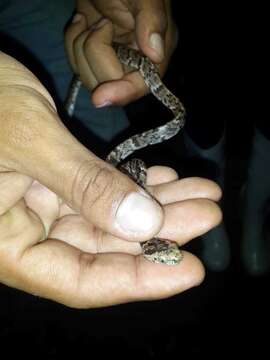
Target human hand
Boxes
[0,165,222,308]
[64,0,178,106]
[0,52,222,308]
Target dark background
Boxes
[0,3,266,357]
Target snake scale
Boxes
[65,43,186,265]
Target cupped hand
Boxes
[0,165,221,308]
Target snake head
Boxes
[141,238,183,265]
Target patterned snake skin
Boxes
[65,43,186,265]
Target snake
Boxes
[65,43,186,265]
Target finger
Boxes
[90,36,170,106]
[92,71,148,107]
[134,0,167,63]
[148,177,222,204]
[10,238,204,308]
[72,251,204,308]
[0,197,204,308]
[49,198,222,254]
[157,199,223,244]
[73,28,99,89]
[49,214,141,255]
[64,12,88,73]
[146,166,179,185]
[84,19,124,85]
[0,172,32,215]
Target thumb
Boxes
[2,96,163,242]
[134,0,168,63]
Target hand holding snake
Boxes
[0,48,220,307]
[64,0,178,106]
[65,5,185,264]
[0,1,221,306]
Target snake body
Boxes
[66,43,186,265]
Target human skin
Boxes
[65,0,178,106]
[0,49,222,308]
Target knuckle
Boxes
[86,166,115,209]
[72,160,117,215]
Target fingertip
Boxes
[212,181,223,201]
[91,81,130,107]
[92,76,147,107]
[198,178,223,202]
[134,4,167,64]
[181,177,223,202]
[91,81,136,107]
[136,31,165,64]
[135,251,205,301]
[115,190,164,242]
[146,166,179,186]
[197,199,223,234]
[148,32,165,62]
[197,202,223,254]
[214,202,223,227]
[183,252,206,288]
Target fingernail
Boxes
[72,13,83,24]
[116,192,163,235]
[95,100,112,108]
[149,33,164,60]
